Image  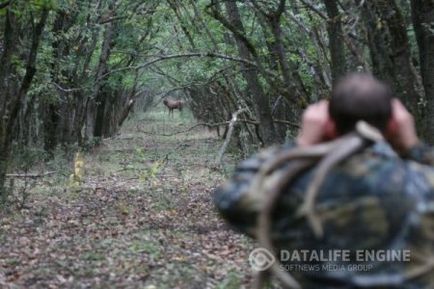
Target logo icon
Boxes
[249,248,275,271]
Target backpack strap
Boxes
[251,121,383,289]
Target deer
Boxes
[163,98,184,117]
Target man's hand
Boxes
[386,99,420,153]
[296,100,331,147]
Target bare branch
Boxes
[136,117,299,138]
[99,52,278,81]
[299,0,327,20]
[137,122,227,137]
[6,171,56,178]
[99,15,129,24]
[273,119,300,128]
[216,108,248,166]
[0,1,10,9]
[51,82,83,92]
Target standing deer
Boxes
[163,98,184,117]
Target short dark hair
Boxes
[329,73,393,134]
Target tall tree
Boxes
[324,0,347,82]
[361,0,421,117]
[210,0,278,145]
[90,1,117,138]
[0,4,50,198]
[411,1,434,142]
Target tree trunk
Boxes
[0,128,8,199]
[0,9,18,199]
[223,0,277,145]
[324,0,347,82]
[411,1,434,143]
[44,11,67,152]
[0,8,49,197]
[43,104,60,152]
[90,6,116,139]
[361,0,421,118]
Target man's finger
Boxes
[391,98,412,122]
[391,99,407,113]
[310,100,329,113]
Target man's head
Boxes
[297,72,419,151]
[329,73,393,134]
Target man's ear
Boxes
[324,119,338,140]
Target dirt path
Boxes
[0,110,253,289]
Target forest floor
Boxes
[0,109,256,289]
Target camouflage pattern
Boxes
[214,141,434,288]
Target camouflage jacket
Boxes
[214,141,434,289]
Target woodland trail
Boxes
[0,110,253,289]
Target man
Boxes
[214,73,434,288]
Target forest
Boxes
[0,0,433,288]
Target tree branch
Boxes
[136,122,228,137]
[98,52,278,81]
[0,1,10,9]
[206,1,259,58]
[216,108,248,166]
[299,0,327,20]
[6,171,56,178]
[50,82,83,92]
[136,117,299,138]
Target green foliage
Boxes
[32,0,58,10]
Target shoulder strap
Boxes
[251,121,382,289]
